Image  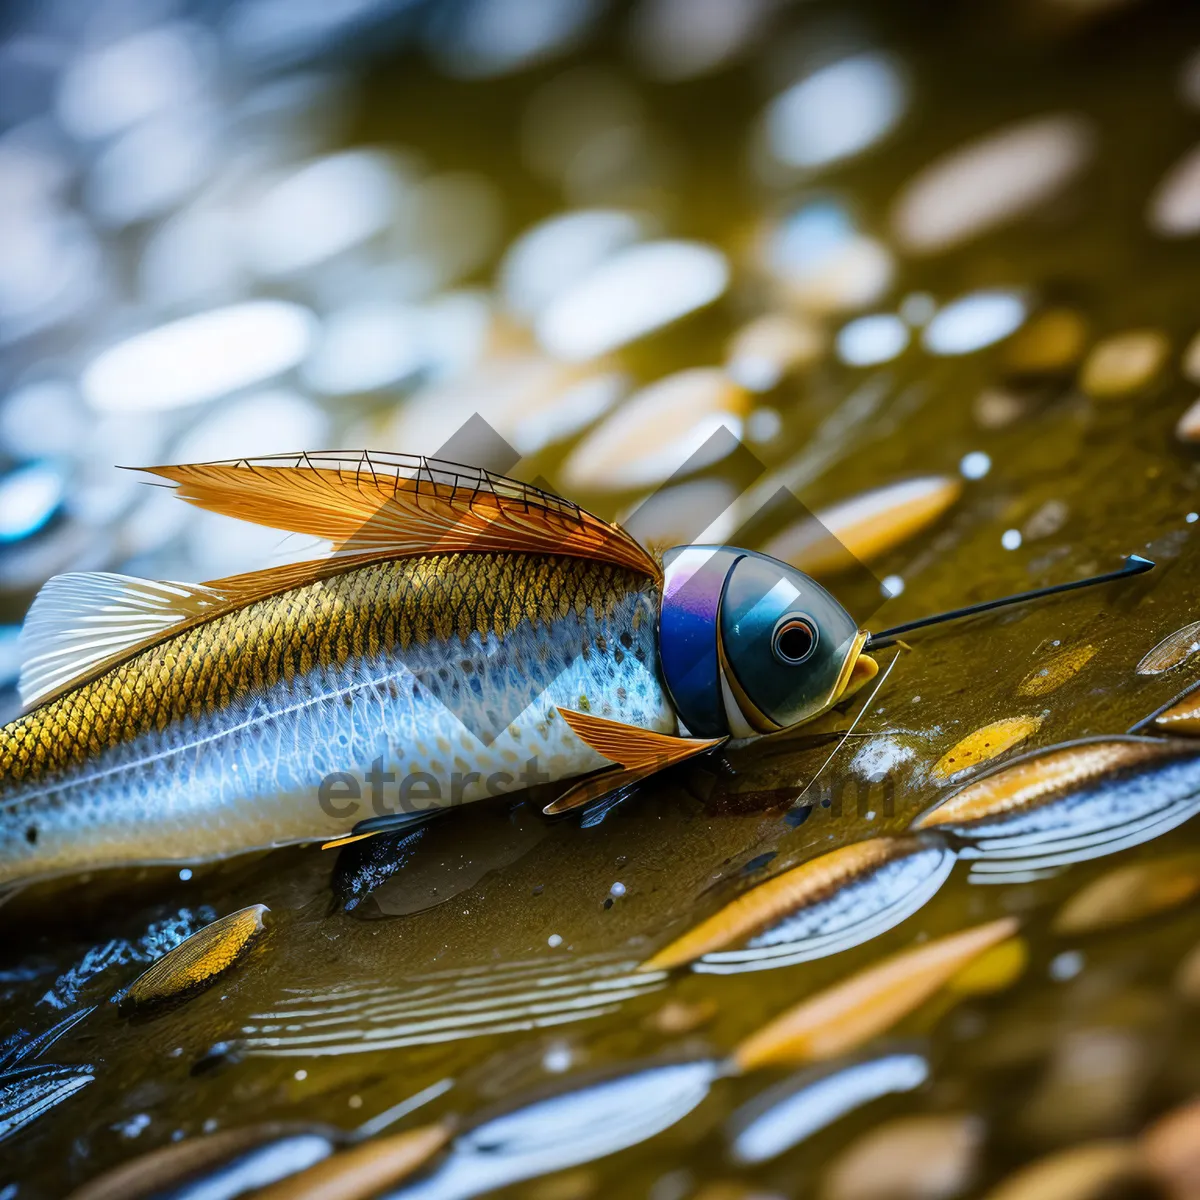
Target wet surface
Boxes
[7,0,1200,1196]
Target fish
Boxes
[248,1123,453,1200]
[726,1052,931,1165]
[1136,620,1200,675]
[640,835,957,974]
[980,1142,1144,1200]
[390,1059,722,1200]
[913,737,1200,881]
[66,1123,343,1200]
[729,917,1019,1071]
[1051,856,1200,935]
[0,452,881,885]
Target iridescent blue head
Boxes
[656,546,878,739]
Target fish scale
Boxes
[0,553,642,783]
[0,553,672,885]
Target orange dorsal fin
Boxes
[141,452,661,582]
[18,455,660,709]
[556,707,725,772]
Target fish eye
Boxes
[771,614,818,665]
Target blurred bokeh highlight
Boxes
[1,0,1198,725]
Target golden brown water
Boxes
[7,1,1200,1197]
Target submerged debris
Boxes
[1148,143,1200,238]
[0,1064,93,1144]
[725,312,825,392]
[116,904,268,1013]
[560,367,748,491]
[1052,856,1200,935]
[393,1061,721,1199]
[763,476,962,576]
[1140,1097,1200,1200]
[1154,689,1200,736]
[819,1112,984,1200]
[39,907,218,1012]
[1079,330,1170,399]
[331,828,430,912]
[644,998,719,1036]
[889,114,1094,254]
[931,715,1043,781]
[1004,308,1088,375]
[1017,644,1097,697]
[250,1123,453,1200]
[917,739,1176,829]
[1137,621,1200,675]
[946,935,1029,995]
[980,1141,1143,1200]
[1175,396,1200,444]
[730,917,1018,1071]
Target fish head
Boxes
[658,546,877,739]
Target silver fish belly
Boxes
[0,593,673,884]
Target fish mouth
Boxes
[832,630,878,704]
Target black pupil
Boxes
[776,621,814,663]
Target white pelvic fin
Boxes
[18,571,224,708]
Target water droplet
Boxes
[1080,330,1169,399]
[899,291,936,325]
[836,314,909,366]
[959,451,991,480]
[536,240,729,361]
[1050,950,1085,981]
[82,302,316,413]
[0,463,65,543]
[1149,141,1200,236]
[764,52,907,170]
[891,114,1094,253]
[923,291,1027,356]
[746,407,783,444]
[542,1043,572,1073]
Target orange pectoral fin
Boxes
[555,707,726,772]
